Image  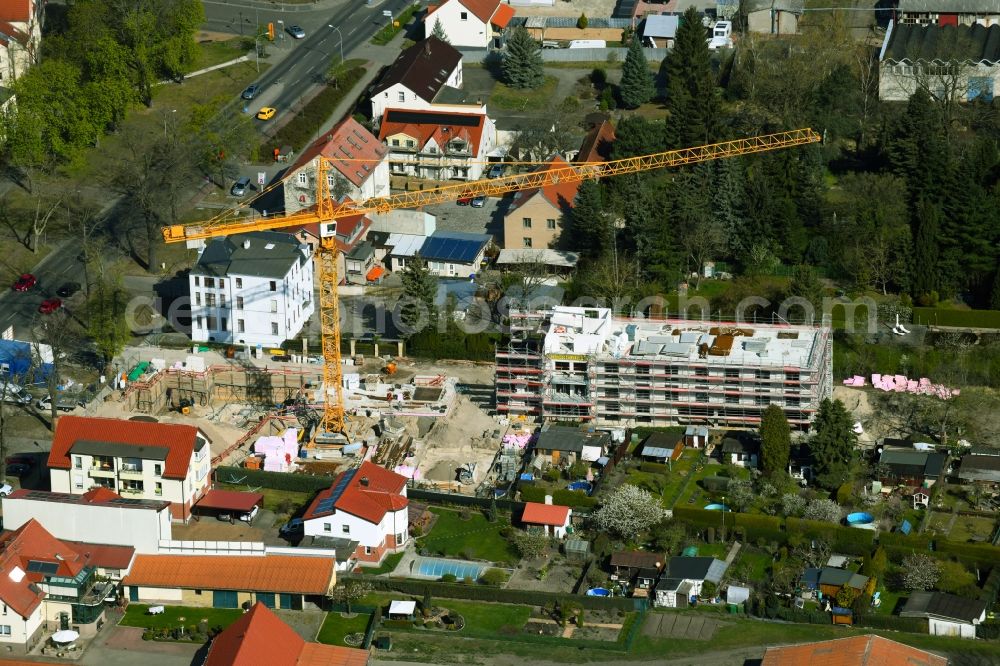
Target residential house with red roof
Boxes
[2,487,172,554]
[0,519,135,653]
[502,156,580,250]
[124,552,335,610]
[0,0,42,87]
[283,117,389,216]
[761,634,948,665]
[47,416,212,522]
[282,206,375,285]
[205,601,369,666]
[423,0,515,49]
[575,118,616,173]
[302,461,409,565]
[378,108,498,182]
[521,501,572,538]
[370,36,485,121]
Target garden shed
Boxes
[388,600,416,619]
[564,538,590,561]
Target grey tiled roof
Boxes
[882,21,1000,63]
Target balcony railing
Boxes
[120,487,144,496]
[89,467,115,478]
[119,468,144,480]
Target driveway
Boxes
[81,625,203,666]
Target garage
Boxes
[194,489,264,524]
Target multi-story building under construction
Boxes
[495,306,833,430]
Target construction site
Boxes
[496,305,833,430]
[90,347,526,497]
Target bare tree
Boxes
[854,44,880,146]
[679,217,726,289]
[29,196,62,254]
[33,310,80,429]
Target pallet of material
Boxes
[708,334,735,356]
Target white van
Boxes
[568,39,606,49]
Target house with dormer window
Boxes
[370,36,484,120]
[47,416,212,522]
[423,0,515,49]
[283,117,389,216]
[378,108,497,182]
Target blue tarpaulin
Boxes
[0,340,53,380]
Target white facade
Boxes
[0,604,43,653]
[0,0,41,83]
[425,0,496,48]
[383,115,498,182]
[654,579,703,607]
[1,495,171,554]
[49,441,211,522]
[284,156,390,215]
[425,251,487,278]
[371,68,482,119]
[303,502,409,552]
[929,615,984,638]
[189,240,315,347]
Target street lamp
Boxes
[328,25,344,65]
[163,109,176,137]
[253,35,264,73]
[721,495,726,537]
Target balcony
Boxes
[120,486,144,497]
[89,466,115,479]
[119,466,144,480]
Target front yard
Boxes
[120,604,244,632]
[418,508,519,564]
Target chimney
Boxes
[243,239,251,250]
[544,494,553,505]
[360,477,369,487]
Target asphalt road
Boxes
[0,242,87,340]
[203,0,414,124]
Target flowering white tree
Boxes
[782,493,807,517]
[902,553,942,591]
[802,498,842,523]
[727,478,755,512]
[593,485,665,538]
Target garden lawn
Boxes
[317,611,373,645]
[949,515,996,542]
[420,508,519,563]
[361,551,405,575]
[676,464,750,507]
[872,588,906,615]
[736,550,772,580]
[491,76,559,112]
[189,39,246,72]
[444,599,531,638]
[120,604,244,631]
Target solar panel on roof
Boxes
[317,468,356,513]
[420,236,487,263]
[385,109,482,127]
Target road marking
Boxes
[348,26,357,35]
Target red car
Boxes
[12,273,36,292]
[456,191,474,206]
[38,298,62,314]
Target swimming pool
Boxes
[704,503,730,511]
[413,557,487,581]
[568,481,592,494]
[586,588,610,597]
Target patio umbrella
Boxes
[52,630,79,643]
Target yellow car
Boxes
[256,107,276,121]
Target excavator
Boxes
[163,128,822,446]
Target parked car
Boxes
[0,483,12,497]
[37,394,83,412]
[288,25,305,39]
[487,164,504,178]
[456,191,474,206]
[240,505,260,524]
[56,282,81,298]
[5,463,28,478]
[279,518,304,537]
[471,195,487,208]
[216,512,233,522]
[38,298,62,314]
[1,384,31,405]
[12,273,36,292]
[256,107,276,121]
[231,176,252,197]
[241,84,261,100]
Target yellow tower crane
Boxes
[163,128,822,444]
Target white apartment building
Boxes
[496,306,833,430]
[189,231,314,348]
[377,108,498,182]
[47,416,212,522]
[2,488,172,554]
[0,0,42,83]
[422,0,515,49]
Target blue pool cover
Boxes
[415,557,486,580]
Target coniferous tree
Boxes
[502,26,544,90]
[910,198,942,300]
[662,7,719,148]
[564,180,609,257]
[431,17,449,43]
[760,405,791,476]
[887,88,949,205]
[619,37,653,109]
[399,253,437,335]
[809,399,857,491]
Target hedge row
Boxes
[214,466,331,493]
[353,575,643,611]
[772,607,832,624]
[935,539,1000,567]
[854,614,927,633]
[520,486,598,508]
[912,307,1000,329]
